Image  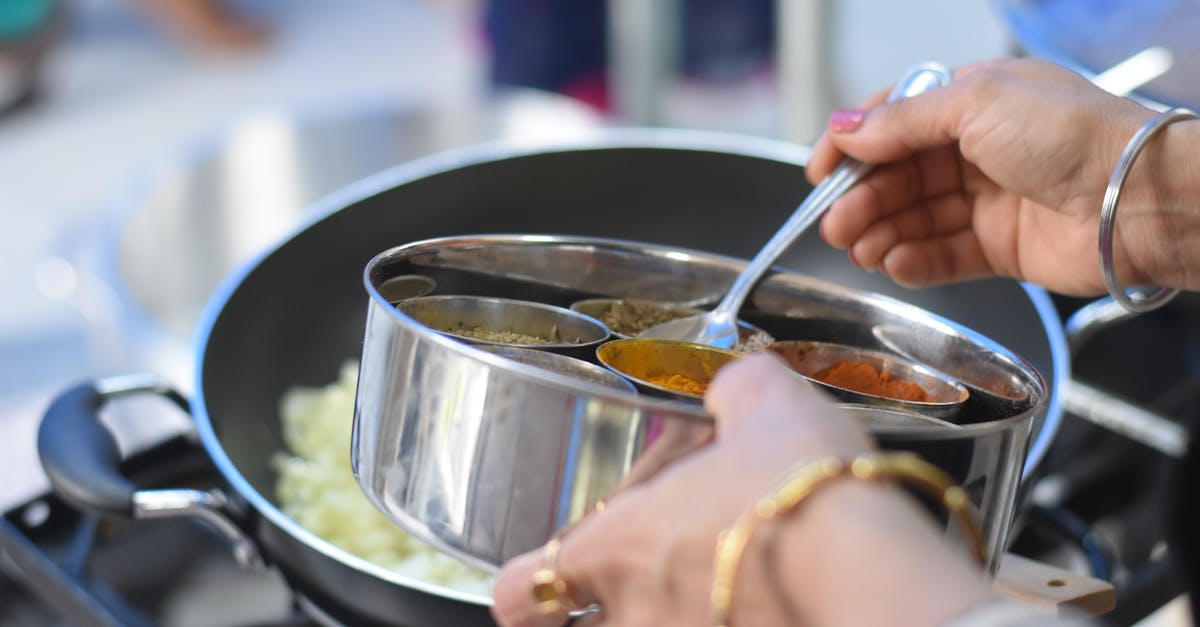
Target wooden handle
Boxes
[994,553,1115,616]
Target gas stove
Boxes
[2,296,1196,627]
[1010,294,1200,626]
[0,437,323,627]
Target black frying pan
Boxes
[39,133,1068,625]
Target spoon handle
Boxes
[710,62,954,320]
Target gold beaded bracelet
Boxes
[710,452,987,627]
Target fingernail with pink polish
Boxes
[829,109,865,132]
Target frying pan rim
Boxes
[187,128,1068,606]
[187,130,818,606]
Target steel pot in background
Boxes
[67,90,601,391]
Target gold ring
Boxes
[530,538,583,614]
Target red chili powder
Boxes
[813,360,931,403]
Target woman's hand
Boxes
[810,58,1200,295]
[490,355,994,627]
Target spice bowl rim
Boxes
[569,297,704,339]
[766,339,970,419]
[837,402,963,432]
[395,294,612,350]
[475,344,638,394]
[570,297,774,350]
[595,337,743,401]
[376,273,438,303]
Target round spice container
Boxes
[395,295,610,354]
[595,338,742,401]
[766,340,969,419]
[570,297,774,352]
[377,274,437,303]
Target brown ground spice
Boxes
[597,300,691,336]
[452,326,553,345]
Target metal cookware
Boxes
[357,234,1047,575]
[37,131,1068,625]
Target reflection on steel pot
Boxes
[356,235,1048,575]
[77,91,600,386]
[476,345,638,393]
[38,131,1067,625]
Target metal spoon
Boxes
[638,62,953,349]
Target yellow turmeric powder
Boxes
[644,373,709,396]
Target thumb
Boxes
[822,58,1021,166]
[704,353,875,459]
[825,83,969,166]
[704,353,819,437]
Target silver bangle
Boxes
[1099,107,1197,313]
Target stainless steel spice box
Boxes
[351,234,1046,574]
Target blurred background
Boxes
[1,1,1198,624]
[0,0,1015,506]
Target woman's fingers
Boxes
[807,86,892,183]
[706,355,873,461]
[820,146,965,248]
[820,162,922,250]
[846,193,975,272]
[806,132,842,185]
[705,354,807,436]
[809,73,968,184]
[492,523,608,627]
[492,551,568,627]
[879,228,994,287]
[824,84,970,165]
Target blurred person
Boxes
[0,0,60,114]
[0,0,261,116]
[131,0,265,51]
[482,0,774,112]
[490,58,1200,626]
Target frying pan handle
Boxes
[38,375,263,569]
[38,375,187,517]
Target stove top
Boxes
[0,437,315,627]
[2,296,1197,626]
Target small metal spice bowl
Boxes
[595,338,742,401]
[395,295,610,353]
[477,345,637,394]
[570,298,774,352]
[376,274,437,303]
[766,340,969,419]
